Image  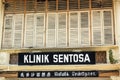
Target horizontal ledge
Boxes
[0,45,118,53]
[0,64,120,71]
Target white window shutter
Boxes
[46,13,56,47]
[69,12,78,47]
[13,14,23,48]
[3,15,13,49]
[57,13,67,47]
[80,12,90,46]
[35,13,45,48]
[92,11,102,45]
[103,10,113,45]
[24,14,34,48]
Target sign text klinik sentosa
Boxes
[18,52,96,65]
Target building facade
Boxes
[0,0,120,80]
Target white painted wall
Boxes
[114,0,120,62]
[0,0,4,49]
[0,77,5,80]
[0,52,9,65]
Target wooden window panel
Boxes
[58,0,67,10]
[9,54,18,64]
[80,11,90,46]
[48,0,56,11]
[24,14,35,48]
[26,0,35,12]
[102,0,112,8]
[103,10,113,45]
[57,13,67,47]
[35,13,45,48]
[80,0,89,9]
[69,0,78,10]
[5,0,15,13]
[13,14,24,48]
[2,15,13,49]
[46,13,56,47]
[92,11,102,45]
[36,0,46,11]
[96,51,107,63]
[69,12,79,47]
[15,0,24,12]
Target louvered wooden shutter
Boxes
[46,13,56,47]
[69,12,78,47]
[26,0,35,12]
[3,15,13,49]
[36,0,45,11]
[57,13,67,47]
[92,11,102,45]
[80,12,90,45]
[5,0,15,12]
[24,14,35,48]
[80,0,89,9]
[58,0,67,10]
[13,14,23,48]
[103,10,113,45]
[35,13,45,48]
[15,0,24,12]
[69,0,78,10]
[48,0,56,11]
[103,0,112,8]
[91,0,101,8]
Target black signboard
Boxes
[18,71,99,78]
[18,52,95,65]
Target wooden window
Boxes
[102,0,112,8]
[13,14,24,48]
[69,0,78,10]
[92,0,112,8]
[5,0,15,12]
[46,13,56,47]
[92,11,102,45]
[36,0,46,11]
[58,0,67,10]
[15,0,24,12]
[57,13,67,47]
[24,14,35,48]
[103,10,113,45]
[80,0,89,9]
[24,13,45,48]
[69,12,79,47]
[91,0,102,8]
[92,10,114,45]
[80,11,90,45]
[3,14,23,49]
[48,0,56,11]
[3,15,13,49]
[26,0,35,12]
[35,13,45,48]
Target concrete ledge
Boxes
[0,64,120,71]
